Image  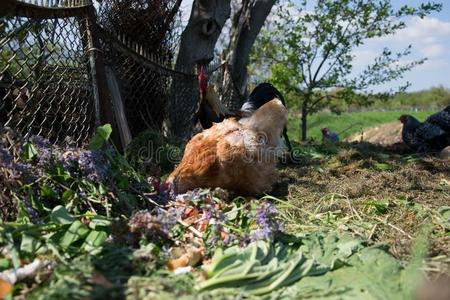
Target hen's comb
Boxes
[198,65,207,94]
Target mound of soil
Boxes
[346,121,402,145]
[278,143,450,279]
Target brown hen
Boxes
[167,99,288,195]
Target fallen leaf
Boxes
[167,247,204,271]
[0,279,12,299]
[167,254,190,271]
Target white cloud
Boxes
[398,16,450,43]
[421,44,445,58]
[349,16,450,91]
[353,16,450,68]
[374,17,450,54]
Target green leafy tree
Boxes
[251,0,441,141]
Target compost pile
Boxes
[0,127,428,299]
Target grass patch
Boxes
[275,142,450,279]
[287,110,434,142]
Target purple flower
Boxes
[250,202,284,242]
[128,208,179,238]
[23,199,41,224]
[156,207,180,234]
[202,210,212,221]
[14,162,36,183]
[250,228,272,241]
[223,233,236,246]
[29,136,52,149]
[0,147,13,168]
[27,136,57,168]
[208,233,218,247]
[37,147,52,168]
[78,150,110,183]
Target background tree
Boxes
[220,0,277,109]
[170,0,278,138]
[251,0,441,141]
[170,0,231,138]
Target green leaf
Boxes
[82,230,108,254]
[115,175,129,189]
[372,162,395,171]
[0,258,11,271]
[88,215,111,230]
[89,124,112,150]
[16,200,31,224]
[61,190,74,202]
[60,220,90,249]
[197,232,414,298]
[20,233,42,254]
[41,185,57,198]
[21,142,38,161]
[50,206,75,224]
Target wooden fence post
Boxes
[84,4,122,149]
[105,66,132,149]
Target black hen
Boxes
[399,113,449,153]
[240,83,286,115]
[424,105,450,132]
[239,83,292,151]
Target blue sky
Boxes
[294,0,450,92]
[181,1,450,92]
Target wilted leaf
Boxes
[89,272,113,289]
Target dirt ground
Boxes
[346,121,403,144]
[275,140,450,280]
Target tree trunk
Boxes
[168,0,231,139]
[221,0,277,110]
[175,0,231,72]
[301,101,308,141]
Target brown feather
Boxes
[167,99,287,195]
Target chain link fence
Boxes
[1,2,96,146]
[96,25,199,140]
[0,0,216,149]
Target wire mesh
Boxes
[1,0,224,147]
[95,0,183,61]
[0,12,95,146]
[95,0,194,138]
